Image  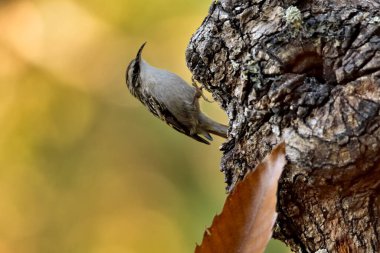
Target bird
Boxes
[125,42,228,144]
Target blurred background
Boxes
[0,0,290,252]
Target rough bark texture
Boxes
[186,0,380,252]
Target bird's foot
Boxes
[191,77,213,104]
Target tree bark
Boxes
[186,0,380,252]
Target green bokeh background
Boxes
[0,0,290,252]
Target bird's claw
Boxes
[191,77,213,104]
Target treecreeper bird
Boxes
[125,43,228,144]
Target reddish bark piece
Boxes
[195,143,286,253]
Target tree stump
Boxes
[186,0,380,252]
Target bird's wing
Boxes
[143,94,210,144]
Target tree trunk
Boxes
[186,0,380,252]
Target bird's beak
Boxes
[136,42,147,61]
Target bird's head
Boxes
[126,42,146,97]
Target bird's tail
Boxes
[199,113,228,138]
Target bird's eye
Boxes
[126,61,135,85]
[131,62,140,87]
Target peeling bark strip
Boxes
[195,143,286,253]
[186,0,380,252]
